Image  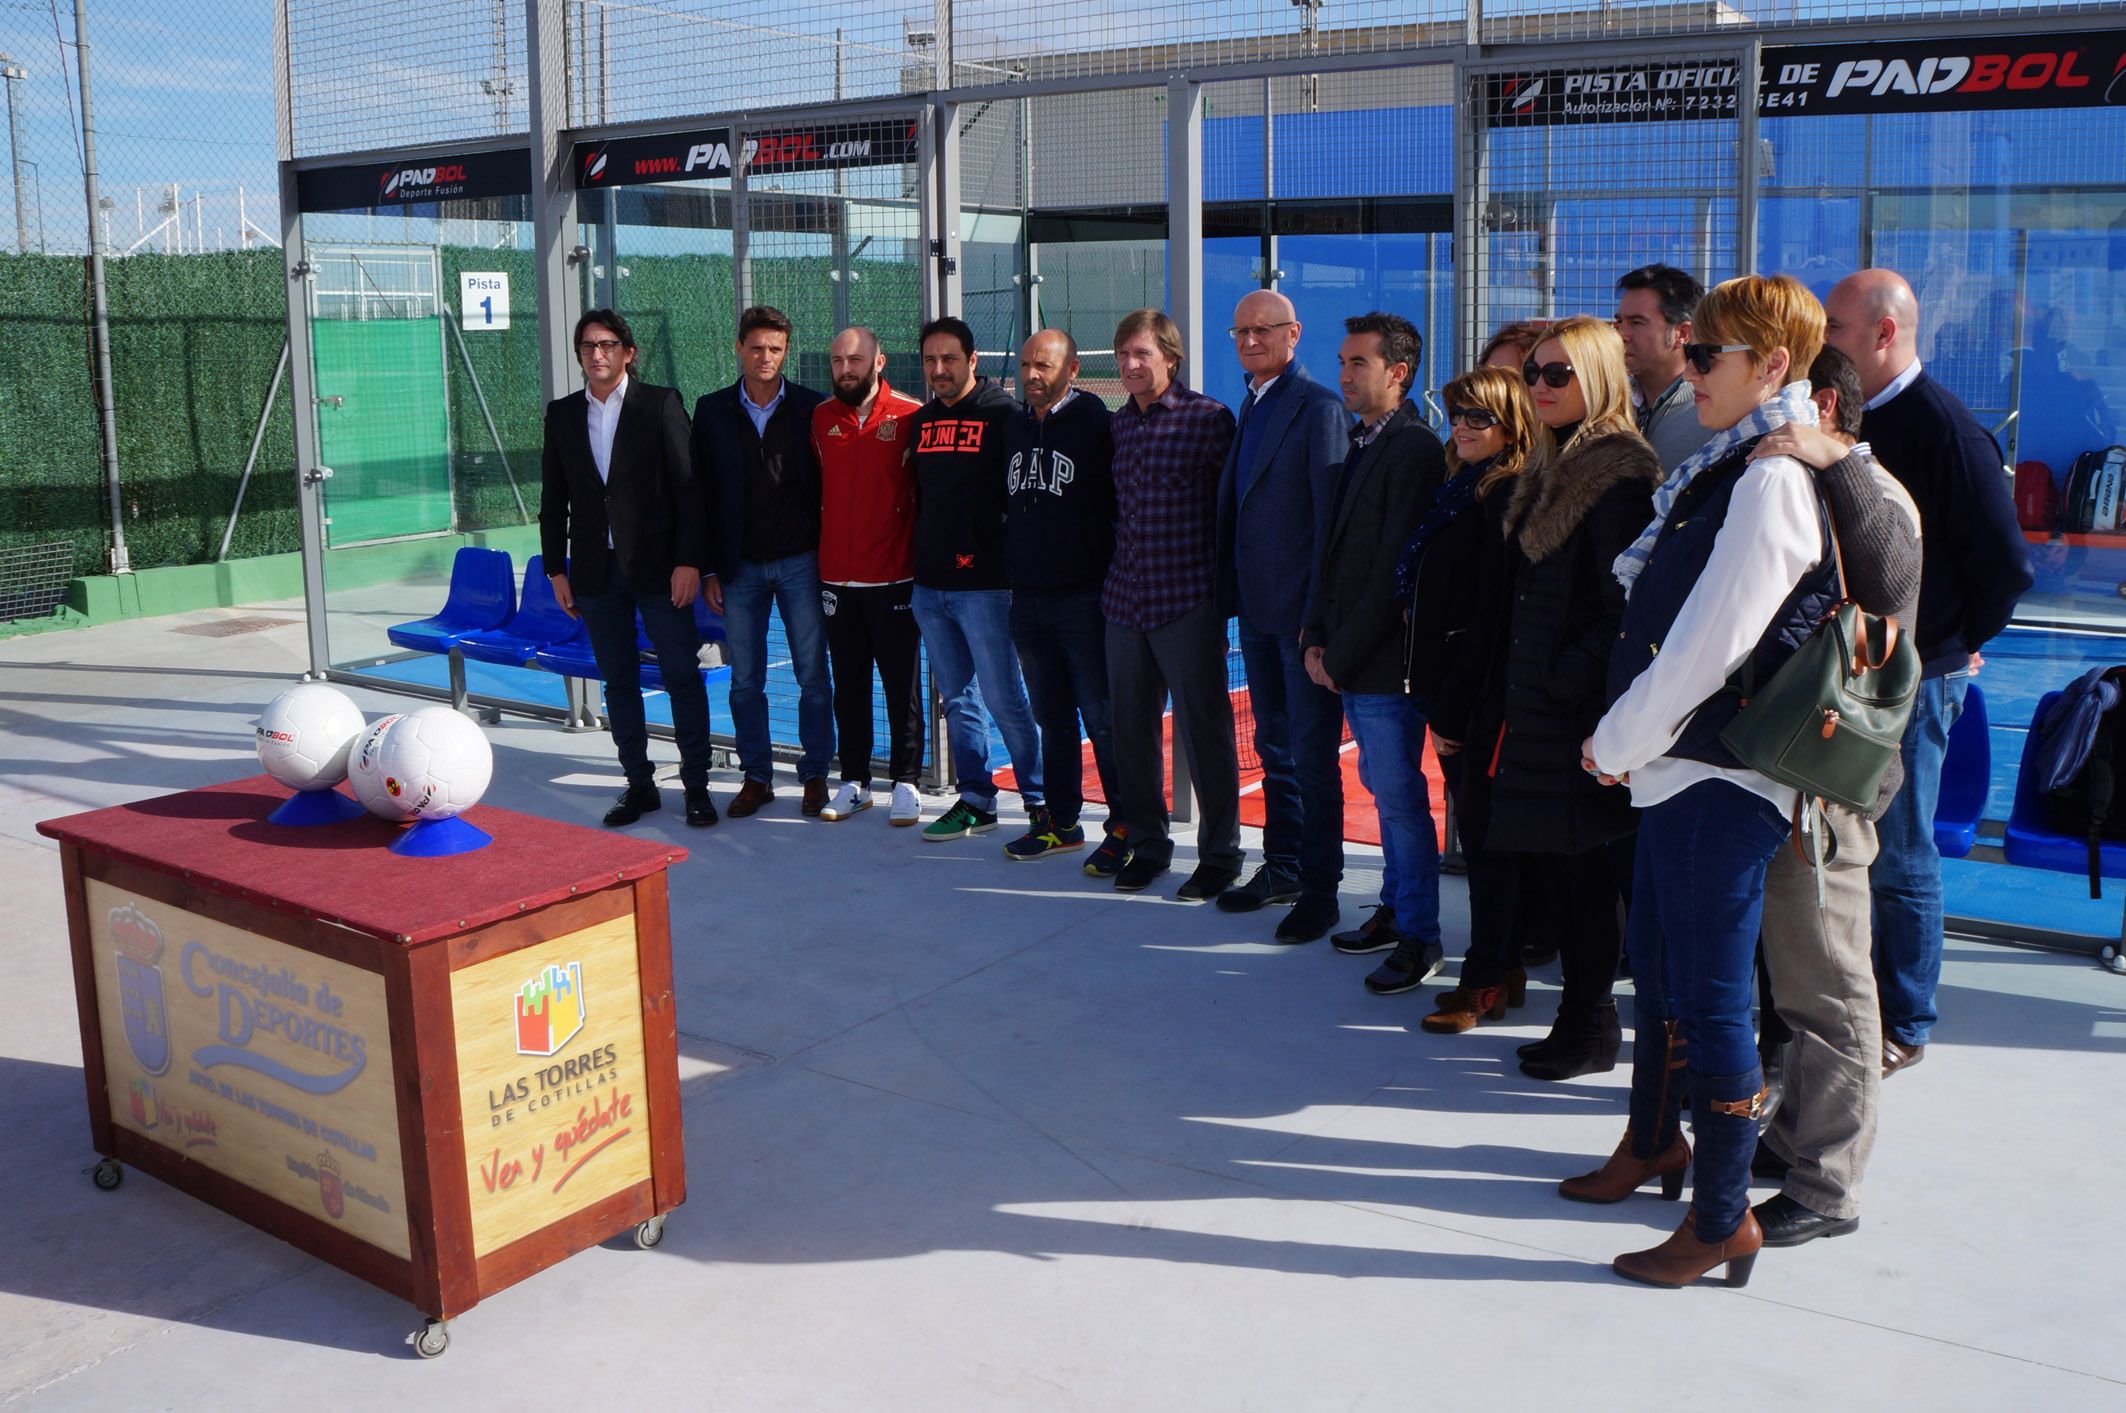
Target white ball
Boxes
[255,685,366,792]
[370,706,494,822]
[348,713,411,820]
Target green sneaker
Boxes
[1004,810,1085,861]
[922,799,998,841]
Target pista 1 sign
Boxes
[1484,31,2126,126]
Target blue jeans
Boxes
[577,577,713,791]
[1010,589,1115,830]
[1871,672,1968,1047]
[911,586,1044,810]
[1238,616,1345,894]
[1344,693,1440,944]
[723,552,833,783]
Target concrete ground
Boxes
[3,605,2123,1410]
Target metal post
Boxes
[526,0,578,408]
[1260,76,1277,289]
[936,101,963,318]
[74,2,128,574]
[1,54,27,255]
[446,309,531,523]
[1167,73,1203,825]
[1736,39,1763,276]
[917,106,939,324]
[730,124,750,312]
[217,340,289,561]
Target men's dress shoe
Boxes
[684,786,719,828]
[727,778,775,818]
[602,782,661,828]
[1613,1210,1763,1289]
[1275,893,1341,943]
[801,777,830,817]
[1114,852,1172,893]
[1752,1192,1859,1248]
[1175,863,1242,902]
[1216,864,1302,913]
[1881,1039,1925,1077]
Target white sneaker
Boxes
[819,782,871,821]
[890,782,922,827]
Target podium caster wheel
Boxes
[414,1321,450,1359]
[634,1215,666,1249]
[91,1160,123,1191]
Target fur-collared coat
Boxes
[1486,427,1662,855]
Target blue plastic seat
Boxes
[458,556,586,667]
[385,547,517,655]
[1933,682,1990,858]
[2002,690,2126,881]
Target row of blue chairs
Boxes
[385,547,728,709]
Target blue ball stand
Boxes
[390,814,493,858]
[268,788,367,827]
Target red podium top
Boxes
[36,775,686,946]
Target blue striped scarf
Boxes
[1611,382,1818,597]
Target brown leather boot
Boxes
[1558,1129,1691,1204]
[1613,1209,1764,1288]
[1420,983,1508,1034]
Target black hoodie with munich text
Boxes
[907,376,1020,591]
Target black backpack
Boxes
[2044,679,2126,896]
[2061,446,2126,533]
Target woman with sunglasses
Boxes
[1483,317,1660,1078]
[1575,275,1834,1289]
[1393,367,1539,1028]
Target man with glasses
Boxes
[693,305,834,819]
[540,308,717,828]
[1615,264,1713,472]
[1216,289,1351,942]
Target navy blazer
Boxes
[690,378,827,582]
[1217,362,1349,636]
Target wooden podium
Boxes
[38,776,688,1357]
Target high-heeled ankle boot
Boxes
[1558,1019,1689,1202]
[1421,982,1508,1033]
[1520,1000,1622,1080]
[1613,1068,1768,1287]
[1612,1208,1764,1288]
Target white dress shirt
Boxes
[587,373,628,547]
[1864,357,1924,413]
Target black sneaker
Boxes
[1175,863,1242,902]
[1085,825,1134,878]
[1215,863,1302,913]
[1005,809,1085,861]
[1331,904,1398,954]
[1114,850,1172,892]
[1363,935,1445,995]
[1274,893,1340,944]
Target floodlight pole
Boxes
[2,54,27,255]
[73,2,129,574]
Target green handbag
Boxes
[1718,497,1920,815]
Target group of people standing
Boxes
[538,259,2033,1288]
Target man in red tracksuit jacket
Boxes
[810,326,928,826]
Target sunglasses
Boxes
[1446,405,1500,430]
[1522,360,1575,389]
[1682,342,1752,375]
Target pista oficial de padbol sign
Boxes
[88,880,412,1258]
[449,914,653,1256]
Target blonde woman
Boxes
[1574,275,1833,1289]
[1392,366,1538,1025]
[1485,317,1661,1079]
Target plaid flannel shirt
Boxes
[1101,382,1237,632]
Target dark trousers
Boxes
[1010,588,1117,830]
[820,580,924,786]
[1237,614,1345,895]
[578,576,713,791]
[1541,836,1636,1023]
[1105,596,1243,872]
[1441,753,1524,989]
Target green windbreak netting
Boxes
[310,319,453,545]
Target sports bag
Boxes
[1719,494,1921,816]
[2062,446,2126,533]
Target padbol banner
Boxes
[1484,30,2126,126]
[296,148,530,212]
[574,118,919,188]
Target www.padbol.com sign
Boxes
[573,119,919,188]
[1484,30,2126,126]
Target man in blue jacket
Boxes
[1216,290,1350,942]
[1825,269,2034,1077]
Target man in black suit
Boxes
[539,308,717,828]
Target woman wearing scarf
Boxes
[1573,274,1834,1289]
[1391,366,1537,1027]
[1483,317,1660,1078]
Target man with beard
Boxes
[811,326,928,826]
